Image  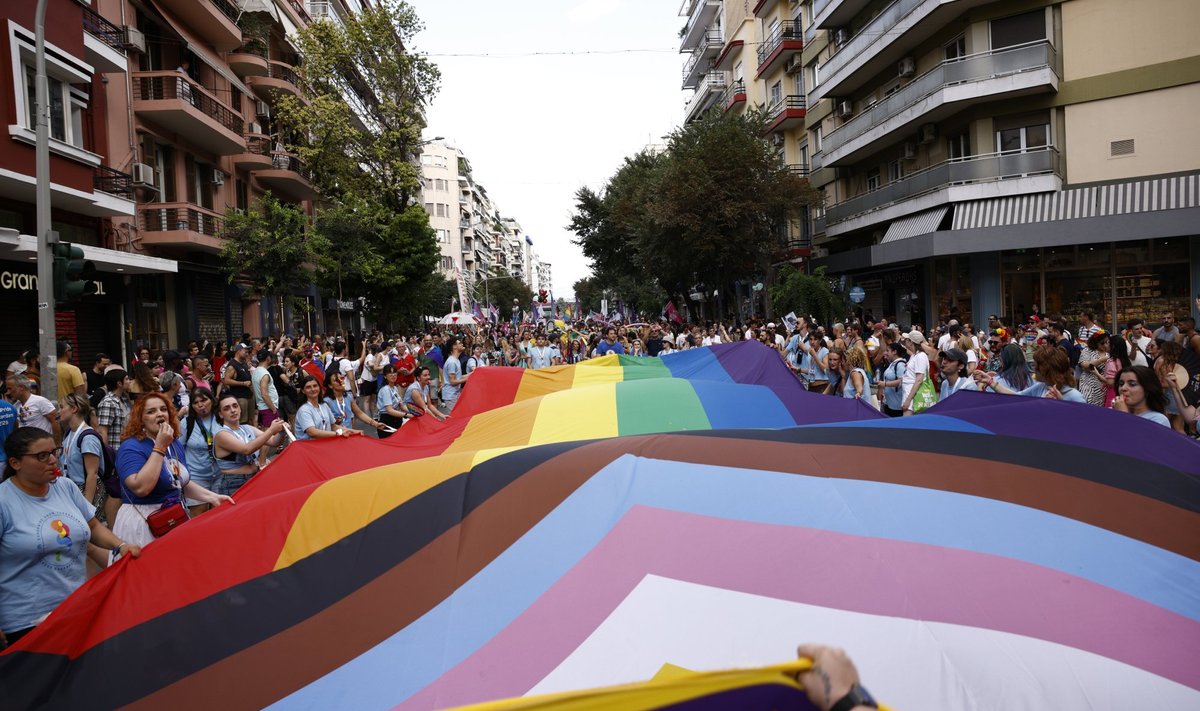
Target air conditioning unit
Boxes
[902,142,918,160]
[898,56,916,78]
[784,54,804,74]
[833,27,849,45]
[919,123,937,144]
[248,120,262,134]
[131,162,156,187]
[255,100,270,116]
[837,100,854,118]
[212,170,225,186]
[121,26,146,53]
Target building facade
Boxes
[420,139,537,307]
[802,0,1200,330]
[681,0,1200,331]
[0,0,176,366]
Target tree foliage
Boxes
[770,266,845,328]
[478,268,533,312]
[568,110,821,318]
[221,193,322,311]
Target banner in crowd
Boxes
[3,345,1197,710]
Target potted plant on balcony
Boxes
[237,13,271,56]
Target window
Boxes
[436,203,448,217]
[867,168,880,191]
[995,111,1050,153]
[769,81,782,106]
[424,202,434,214]
[888,160,904,182]
[23,66,85,147]
[439,256,454,270]
[436,229,450,243]
[944,35,967,61]
[990,10,1046,49]
[235,179,248,212]
[811,61,821,87]
[812,125,822,152]
[948,133,970,160]
[734,60,744,83]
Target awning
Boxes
[880,206,949,244]
[146,0,252,95]
[237,0,280,21]
[0,229,178,275]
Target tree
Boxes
[221,194,323,323]
[770,266,846,328]
[573,275,603,313]
[274,0,440,211]
[478,268,532,313]
[568,110,821,319]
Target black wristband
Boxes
[829,683,878,711]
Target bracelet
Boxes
[113,542,126,553]
[151,448,167,457]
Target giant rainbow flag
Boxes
[1,344,1198,710]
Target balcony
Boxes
[788,163,810,177]
[132,72,245,155]
[227,45,269,78]
[780,221,813,260]
[233,133,275,171]
[812,0,872,31]
[809,0,991,103]
[255,151,318,201]
[818,41,1059,167]
[82,6,127,74]
[684,71,728,123]
[93,165,133,199]
[824,147,1061,234]
[765,95,807,133]
[680,0,721,52]
[752,0,783,16]
[138,203,225,253]
[756,21,803,77]
[681,31,724,89]
[247,61,304,103]
[155,0,241,52]
[720,79,747,112]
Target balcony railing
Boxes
[82,5,124,53]
[93,165,133,197]
[817,0,928,91]
[820,41,1057,158]
[719,79,746,108]
[265,61,301,87]
[767,94,807,118]
[232,43,268,58]
[825,146,1061,225]
[133,73,242,135]
[788,163,810,177]
[681,31,723,83]
[140,204,225,238]
[757,20,803,67]
[239,137,312,179]
[685,71,728,119]
[208,0,240,22]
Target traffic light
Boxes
[52,242,97,303]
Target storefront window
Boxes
[1002,239,1193,331]
[934,256,972,324]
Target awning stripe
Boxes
[952,171,1200,230]
[880,206,948,244]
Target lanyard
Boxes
[328,396,347,424]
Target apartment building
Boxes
[421,139,538,307]
[801,0,1200,329]
[0,0,176,363]
[535,260,553,296]
[681,0,813,263]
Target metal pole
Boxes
[35,0,59,400]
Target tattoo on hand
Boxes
[818,668,832,700]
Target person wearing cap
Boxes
[938,348,977,401]
[899,330,930,415]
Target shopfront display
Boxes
[850,266,925,329]
[0,258,123,364]
[1001,238,1193,330]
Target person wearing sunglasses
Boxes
[0,427,141,651]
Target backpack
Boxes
[79,428,120,498]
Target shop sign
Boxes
[328,298,357,310]
[0,270,107,296]
[849,286,866,304]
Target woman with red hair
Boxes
[113,393,232,548]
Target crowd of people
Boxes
[1,301,1198,649]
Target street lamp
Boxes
[419,136,445,146]
[474,273,522,311]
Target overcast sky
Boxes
[406,0,685,298]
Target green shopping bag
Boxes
[911,377,937,414]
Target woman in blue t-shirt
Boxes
[403,366,446,422]
[375,366,406,438]
[0,428,140,648]
[57,393,103,505]
[212,394,285,497]
[113,393,231,549]
[180,388,219,515]
[1111,365,1172,427]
